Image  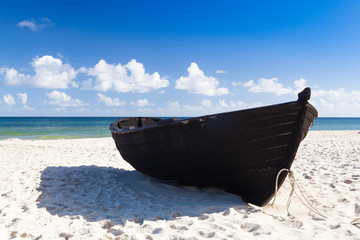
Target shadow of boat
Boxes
[37,165,249,224]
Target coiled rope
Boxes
[271,168,327,219]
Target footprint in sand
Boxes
[284,219,303,228]
[355,203,360,214]
[198,230,216,238]
[240,222,262,233]
[152,228,163,234]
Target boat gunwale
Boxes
[110,100,317,135]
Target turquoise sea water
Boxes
[0,117,118,140]
[311,118,360,131]
[0,117,359,140]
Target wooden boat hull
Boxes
[110,88,318,206]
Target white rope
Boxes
[271,168,290,206]
[271,169,360,225]
[271,168,291,218]
[271,168,327,219]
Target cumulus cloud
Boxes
[17,17,53,32]
[2,92,33,110]
[85,59,169,93]
[175,63,229,96]
[1,67,30,86]
[17,93,27,105]
[239,76,360,116]
[241,77,309,96]
[3,94,16,106]
[1,56,170,94]
[156,98,250,117]
[243,78,294,95]
[46,91,87,107]
[30,56,77,88]
[1,55,78,89]
[294,78,307,91]
[307,88,360,116]
[213,99,247,110]
[97,93,125,106]
[312,88,360,105]
[241,76,360,112]
[131,99,153,107]
[312,88,347,100]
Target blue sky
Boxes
[1,0,360,117]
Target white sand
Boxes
[0,131,359,239]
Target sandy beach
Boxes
[0,131,359,239]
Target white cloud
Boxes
[294,78,307,91]
[80,78,93,90]
[46,91,87,107]
[310,88,360,115]
[165,100,181,110]
[17,17,53,32]
[242,77,310,96]
[215,70,228,74]
[1,67,30,86]
[86,59,169,93]
[1,55,78,89]
[17,20,37,31]
[243,78,293,95]
[131,99,153,107]
[243,80,255,88]
[240,76,360,116]
[217,100,228,108]
[214,100,246,111]
[31,56,78,88]
[201,99,212,108]
[319,98,335,109]
[1,56,169,93]
[97,93,125,106]
[229,100,247,109]
[312,88,348,100]
[156,98,250,117]
[3,94,16,105]
[175,63,229,96]
[17,93,27,105]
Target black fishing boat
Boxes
[110,88,318,206]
